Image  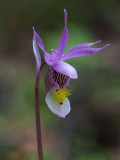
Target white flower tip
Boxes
[70,71,78,79]
[32,26,35,32]
[64,9,67,13]
[33,27,37,36]
[93,40,101,45]
[54,112,66,118]
[97,40,101,43]
[49,106,69,118]
[64,9,67,25]
[102,44,110,49]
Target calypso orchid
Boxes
[33,9,110,118]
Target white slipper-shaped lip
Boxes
[45,87,71,118]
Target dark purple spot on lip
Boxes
[60,102,63,105]
[56,89,59,92]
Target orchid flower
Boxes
[33,9,110,118]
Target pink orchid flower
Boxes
[33,9,109,118]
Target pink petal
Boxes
[33,27,45,51]
[64,40,101,54]
[33,27,53,65]
[52,60,78,79]
[33,34,41,75]
[45,87,71,118]
[61,44,110,60]
[57,9,69,56]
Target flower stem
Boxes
[35,61,45,160]
[35,87,43,160]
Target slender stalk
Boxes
[35,87,43,160]
[35,61,45,160]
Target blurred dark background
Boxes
[0,0,120,160]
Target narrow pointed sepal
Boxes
[33,27,45,51]
[33,30,41,75]
[63,40,101,54]
[33,27,53,65]
[57,9,69,55]
[61,43,110,60]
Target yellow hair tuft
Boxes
[53,88,71,104]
